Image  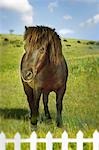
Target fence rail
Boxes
[0,130,99,150]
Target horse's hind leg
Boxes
[56,86,66,127]
[43,92,51,120]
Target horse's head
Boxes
[21,25,48,82]
[21,26,62,82]
[21,44,48,82]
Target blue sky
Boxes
[0,0,99,40]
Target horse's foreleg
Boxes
[22,79,41,127]
[30,89,41,127]
[56,86,66,127]
[43,92,51,120]
[22,79,33,117]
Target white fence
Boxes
[0,130,99,150]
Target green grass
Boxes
[0,34,99,149]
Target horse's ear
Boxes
[25,26,28,31]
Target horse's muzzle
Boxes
[21,70,33,82]
[21,68,38,83]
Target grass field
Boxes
[0,34,99,150]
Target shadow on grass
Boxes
[0,108,29,120]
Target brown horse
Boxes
[20,26,68,128]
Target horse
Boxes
[20,26,68,128]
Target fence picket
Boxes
[0,130,99,150]
[46,132,53,150]
[93,130,99,150]
[14,133,21,150]
[77,131,83,150]
[0,132,6,150]
[62,131,68,150]
[30,132,37,150]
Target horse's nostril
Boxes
[26,71,33,79]
[26,72,31,76]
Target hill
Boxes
[0,34,99,150]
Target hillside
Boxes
[0,34,99,150]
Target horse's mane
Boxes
[24,26,62,64]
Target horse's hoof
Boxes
[43,115,51,123]
[56,120,63,128]
[57,123,63,128]
[45,116,52,121]
[31,124,37,131]
[45,118,52,124]
[45,114,51,120]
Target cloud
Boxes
[59,28,74,36]
[63,15,72,20]
[80,14,99,27]
[0,0,33,25]
[48,1,58,12]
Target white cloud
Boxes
[48,1,58,12]
[59,28,74,36]
[63,15,72,20]
[0,0,33,25]
[80,14,99,27]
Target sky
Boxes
[0,0,99,40]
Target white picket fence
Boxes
[0,130,99,150]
